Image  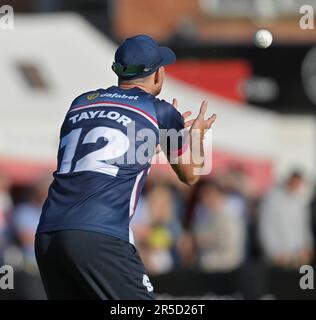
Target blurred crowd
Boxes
[132,168,316,275]
[0,167,315,280]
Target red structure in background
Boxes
[0,157,55,185]
[166,60,252,103]
[211,149,274,194]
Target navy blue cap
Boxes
[112,34,176,80]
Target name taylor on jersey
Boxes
[69,110,133,127]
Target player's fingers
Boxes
[184,119,195,128]
[205,114,217,129]
[198,101,208,119]
[182,111,192,119]
[172,98,178,109]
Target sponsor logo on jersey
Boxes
[87,92,100,100]
[100,92,139,100]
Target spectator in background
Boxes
[133,184,183,275]
[176,230,197,269]
[220,166,259,259]
[12,175,51,270]
[259,171,314,268]
[192,180,246,272]
[221,167,251,221]
[0,174,13,264]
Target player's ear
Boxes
[154,69,160,85]
[154,67,164,85]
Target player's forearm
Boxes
[171,128,205,186]
[187,127,206,183]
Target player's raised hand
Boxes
[190,101,216,135]
[172,98,216,130]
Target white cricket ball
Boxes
[254,29,273,49]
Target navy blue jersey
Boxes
[36,86,185,243]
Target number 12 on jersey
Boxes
[58,127,130,177]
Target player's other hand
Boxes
[191,101,216,135]
[172,98,193,128]
[172,98,216,133]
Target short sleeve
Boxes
[154,100,188,157]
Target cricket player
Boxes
[35,35,216,299]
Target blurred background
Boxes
[1,0,316,299]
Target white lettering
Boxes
[106,111,120,120]
[69,114,79,124]
[68,110,132,127]
[88,110,100,119]
[100,93,139,100]
[299,265,314,290]
[300,5,314,30]
[117,115,132,127]
[0,265,14,290]
[78,112,90,122]
[0,5,14,30]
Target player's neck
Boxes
[118,83,156,96]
